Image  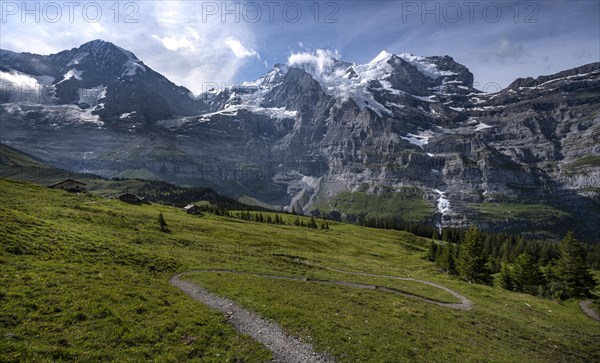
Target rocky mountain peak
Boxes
[1,42,599,240]
[507,62,600,91]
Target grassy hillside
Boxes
[0,144,267,210]
[317,188,433,222]
[1,179,598,362]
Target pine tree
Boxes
[511,253,545,294]
[435,244,456,274]
[457,225,491,284]
[427,241,438,262]
[499,262,513,290]
[556,232,597,298]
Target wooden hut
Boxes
[48,179,87,193]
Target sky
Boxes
[1,0,598,94]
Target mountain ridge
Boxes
[1,40,598,241]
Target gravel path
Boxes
[302,261,473,310]
[170,273,335,363]
[170,263,473,362]
[579,299,600,322]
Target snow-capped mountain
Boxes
[0,40,205,127]
[1,40,599,240]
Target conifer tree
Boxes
[511,253,545,294]
[435,244,456,274]
[427,241,438,262]
[457,225,491,284]
[499,262,513,290]
[556,232,597,298]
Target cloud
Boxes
[144,3,263,93]
[0,1,597,95]
[484,39,531,64]
[152,35,195,52]
[0,2,262,95]
[288,49,340,75]
[225,38,259,59]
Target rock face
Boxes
[0,40,206,127]
[1,41,599,241]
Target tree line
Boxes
[197,208,331,230]
[356,215,599,270]
[427,226,597,299]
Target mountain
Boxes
[0,142,271,212]
[1,40,599,241]
[0,39,206,128]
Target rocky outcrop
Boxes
[1,41,598,240]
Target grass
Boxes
[117,168,161,180]
[324,188,433,221]
[464,202,578,239]
[238,196,281,210]
[0,144,255,209]
[567,154,600,170]
[1,179,599,362]
[468,202,570,221]
[189,273,598,363]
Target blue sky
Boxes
[1,0,598,94]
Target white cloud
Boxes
[0,71,41,90]
[288,49,340,75]
[90,22,107,33]
[152,34,195,52]
[481,39,531,64]
[225,37,259,59]
[0,2,262,95]
[144,2,261,93]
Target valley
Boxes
[1,178,599,362]
[2,1,599,362]
[1,41,599,241]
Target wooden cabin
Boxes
[48,179,87,193]
[118,193,144,203]
[183,204,202,215]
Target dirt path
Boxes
[170,274,335,363]
[579,299,600,322]
[302,261,473,310]
[170,264,473,362]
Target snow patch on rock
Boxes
[77,86,106,106]
[401,130,434,149]
[474,122,493,131]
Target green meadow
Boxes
[1,179,598,362]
